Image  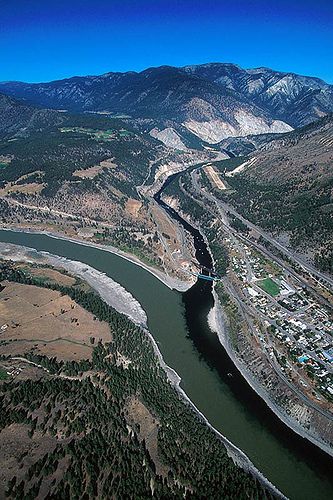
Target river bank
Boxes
[0,225,194,292]
[2,228,333,499]
[208,288,333,459]
[0,238,284,498]
[0,242,148,327]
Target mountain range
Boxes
[1,63,333,144]
[0,62,332,274]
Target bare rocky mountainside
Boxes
[1,63,333,145]
[0,63,332,276]
[183,63,333,127]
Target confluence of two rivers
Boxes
[0,174,332,499]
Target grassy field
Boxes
[0,367,8,380]
[119,129,131,137]
[60,126,114,139]
[258,277,280,296]
[73,158,117,179]
[60,126,131,141]
[0,281,111,361]
[17,265,76,286]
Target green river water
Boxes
[0,229,332,499]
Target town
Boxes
[225,234,333,405]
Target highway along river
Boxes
[0,184,333,499]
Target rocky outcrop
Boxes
[149,127,188,150]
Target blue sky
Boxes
[1,0,332,83]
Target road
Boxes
[182,163,333,420]
[190,166,333,293]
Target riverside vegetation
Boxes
[0,260,274,499]
[0,99,213,277]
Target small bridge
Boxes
[186,262,221,281]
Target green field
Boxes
[60,127,131,141]
[60,126,115,139]
[0,162,8,169]
[119,129,131,137]
[0,367,9,380]
[258,277,280,296]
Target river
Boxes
[0,208,332,498]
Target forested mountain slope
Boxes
[4,61,333,144]
[0,93,62,139]
[225,114,333,271]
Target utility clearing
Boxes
[204,164,227,190]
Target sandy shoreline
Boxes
[0,236,284,498]
[208,288,333,459]
[0,225,195,293]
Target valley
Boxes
[1,254,280,499]
[159,160,333,453]
[0,96,224,283]
[0,61,333,499]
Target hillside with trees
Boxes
[224,114,333,272]
[0,260,274,499]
